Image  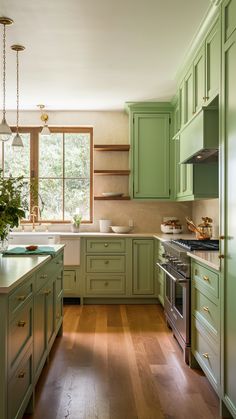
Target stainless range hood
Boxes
[180,107,219,164]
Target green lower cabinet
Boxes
[174,136,218,200]
[133,239,154,295]
[155,238,165,306]
[191,260,220,394]
[64,268,79,297]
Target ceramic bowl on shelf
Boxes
[111,226,132,234]
[102,192,124,197]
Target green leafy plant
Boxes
[0,170,27,240]
[72,213,82,227]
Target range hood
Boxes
[180,107,219,164]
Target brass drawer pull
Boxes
[17,295,26,301]
[203,275,209,282]
[202,352,209,359]
[104,243,109,248]
[194,269,198,276]
[18,320,26,327]
[202,306,209,312]
[40,274,48,279]
[18,371,26,379]
[104,260,109,265]
[44,289,51,296]
[104,282,109,286]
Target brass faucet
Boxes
[30,205,41,230]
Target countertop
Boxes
[0,244,64,294]
[187,250,220,271]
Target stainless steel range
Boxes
[156,239,219,364]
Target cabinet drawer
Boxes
[192,319,219,388]
[8,346,33,419]
[86,275,125,295]
[86,255,125,273]
[192,288,219,337]
[86,239,125,253]
[9,278,33,317]
[9,302,33,373]
[55,270,63,298]
[192,262,219,299]
[35,265,51,291]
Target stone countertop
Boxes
[0,245,64,294]
[187,250,220,271]
[10,231,195,239]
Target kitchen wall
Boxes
[192,199,219,238]
[6,109,192,232]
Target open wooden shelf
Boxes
[94,170,130,176]
[94,144,130,151]
[94,195,130,200]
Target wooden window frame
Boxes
[3,126,94,224]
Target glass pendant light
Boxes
[11,44,25,147]
[37,104,51,137]
[0,17,14,142]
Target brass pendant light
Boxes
[37,104,51,137]
[11,44,25,147]
[0,17,14,142]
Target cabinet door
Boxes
[193,46,205,113]
[133,240,154,295]
[179,81,185,128]
[222,29,236,416]
[64,270,77,295]
[175,136,193,198]
[205,20,220,102]
[184,67,194,123]
[133,113,170,198]
[34,290,46,376]
[46,280,56,348]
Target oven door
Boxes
[156,263,190,344]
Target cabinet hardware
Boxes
[218,254,225,259]
[104,243,108,247]
[202,306,209,312]
[17,320,26,327]
[219,235,225,240]
[104,282,109,286]
[18,371,26,379]
[104,261,109,265]
[56,260,62,265]
[40,274,48,279]
[202,352,209,359]
[44,289,51,295]
[194,269,198,275]
[17,295,26,301]
[203,275,209,282]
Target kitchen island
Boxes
[0,244,64,419]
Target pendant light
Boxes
[11,44,25,147]
[37,104,51,137]
[0,17,13,142]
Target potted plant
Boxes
[0,170,27,251]
[71,213,82,232]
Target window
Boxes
[2,127,93,223]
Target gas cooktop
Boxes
[171,239,219,251]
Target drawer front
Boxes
[35,265,51,291]
[192,319,219,388]
[193,288,219,336]
[9,278,33,317]
[9,302,33,372]
[86,239,125,253]
[86,275,125,295]
[192,262,219,299]
[52,251,64,271]
[55,269,63,298]
[8,347,33,419]
[86,255,125,273]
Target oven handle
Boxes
[156,262,188,284]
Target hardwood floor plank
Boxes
[24,304,220,419]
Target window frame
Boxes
[2,126,94,224]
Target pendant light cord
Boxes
[16,50,19,133]
[2,24,6,119]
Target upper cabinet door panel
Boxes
[184,68,194,124]
[179,81,185,129]
[205,20,220,101]
[223,0,236,43]
[193,46,205,113]
[133,113,170,198]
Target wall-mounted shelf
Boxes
[94,144,130,151]
[94,170,130,176]
[94,195,130,200]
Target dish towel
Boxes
[3,246,56,256]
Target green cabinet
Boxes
[220,3,236,416]
[64,269,78,296]
[155,238,165,306]
[191,260,220,394]
[184,67,194,124]
[193,46,205,113]
[205,20,220,103]
[133,240,154,295]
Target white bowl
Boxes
[111,226,132,234]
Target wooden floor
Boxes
[24,304,220,419]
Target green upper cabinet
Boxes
[179,81,185,129]
[184,67,194,124]
[205,20,220,103]
[193,45,205,113]
[126,103,173,200]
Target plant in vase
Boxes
[71,213,82,232]
[0,170,27,251]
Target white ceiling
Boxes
[1,0,210,111]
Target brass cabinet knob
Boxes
[104,243,108,248]
[202,353,209,359]
[203,275,209,282]
[219,235,225,240]
[202,306,209,312]
[17,320,26,327]
[18,371,26,379]
[218,254,225,259]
